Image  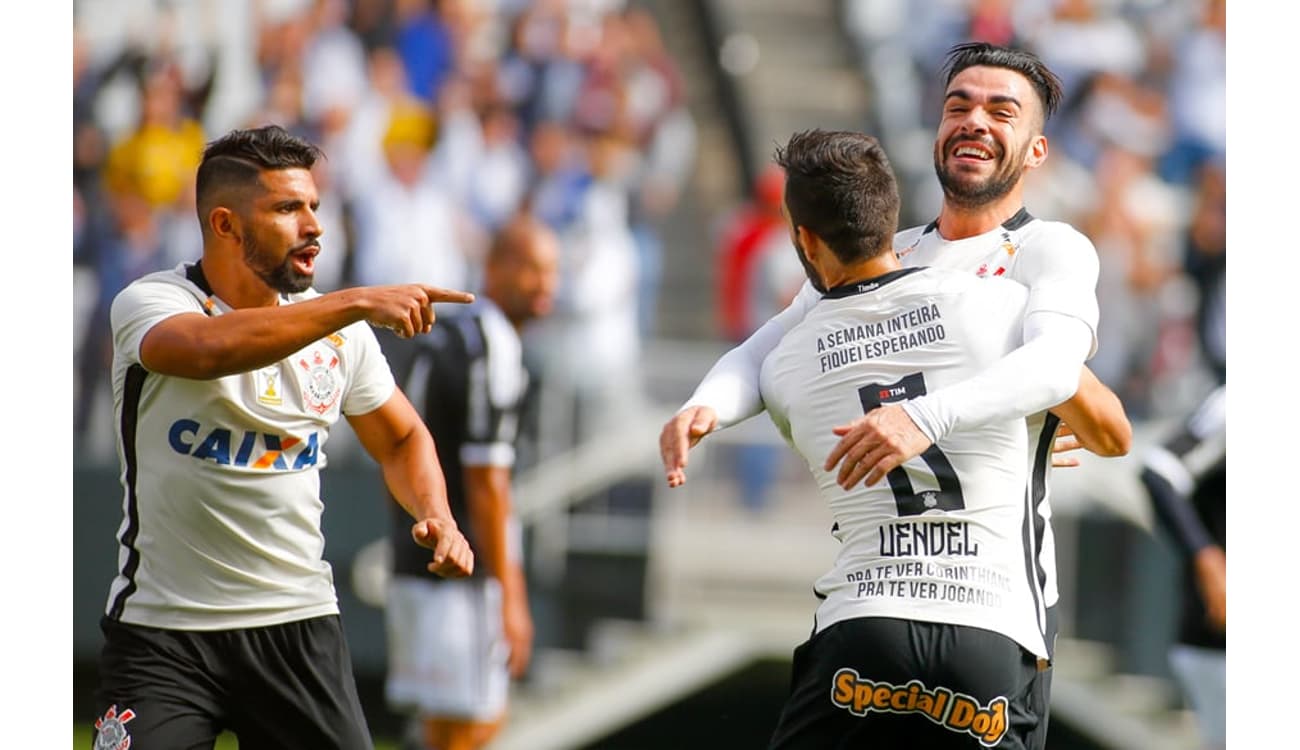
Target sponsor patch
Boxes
[830,669,1008,747]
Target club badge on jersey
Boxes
[94,704,136,750]
[298,346,342,415]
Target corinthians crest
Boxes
[298,347,342,415]
[94,704,135,750]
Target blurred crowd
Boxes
[72,0,697,457]
[839,0,1226,419]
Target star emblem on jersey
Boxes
[94,704,136,750]
[298,348,342,415]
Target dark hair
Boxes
[194,125,323,231]
[942,42,1064,124]
[773,129,899,265]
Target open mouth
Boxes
[290,244,320,275]
[950,141,996,162]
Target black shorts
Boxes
[91,614,373,750]
[767,617,1051,750]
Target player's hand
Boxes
[1052,422,1084,468]
[824,404,932,490]
[501,574,534,678]
[364,284,474,338]
[411,518,474,577]
[1193,545,1227,632]
[659,406,718,487]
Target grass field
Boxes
[72,726,400,749]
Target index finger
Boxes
[421,285,475,304]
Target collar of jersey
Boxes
[821,267,925,299]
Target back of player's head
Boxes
[774,129,899,264]
[942,42,1063,127]
[195,125,323,236]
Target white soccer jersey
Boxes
[104,263,396,630]
[760,266,1055,658]
[768,211,1097,617]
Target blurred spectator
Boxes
[74,193,170,443]
[1182,161,1226,385]
[350,99,472,374]
[712,165,803,514]
[101,60,205,210]
[527,127,643,443]
[1160,0,1226,185]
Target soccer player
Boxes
[660,45,1130,693]
[92,125,475,750]
[662,42,1129,492]
[756,129,1119,748]
[383,214,559,750]
[1139,385,1226,749]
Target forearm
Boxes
[903,311,1090,442]
[382,425,456,525]
[466,466,522,588]
[143,288,373,378]
[1051,366,1131,456]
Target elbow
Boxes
[1095,419,1133,457]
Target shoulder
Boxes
[110,266,202,316]
[1019,218,1097,255]
[893,223,931,250]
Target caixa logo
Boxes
[169,419,320,470]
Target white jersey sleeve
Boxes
[680,278,819,427]
[1014,221,1100,358]
[110,277,206,368]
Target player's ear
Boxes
[1024,134,1048,170]
[209,207,241,241]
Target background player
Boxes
[1139,385,1226,750]
[92,125,474,750]
[384,213,560,750]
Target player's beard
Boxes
[792,233,826,293]
[243,229,315,294]
[933,134,1028,210]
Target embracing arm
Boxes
[659,281,816,486]
[137,284,473,379]
[348,391,473,577]
[1050,366,1132,457]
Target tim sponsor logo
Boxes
[830,669,1008,747]
[168,419,320,470]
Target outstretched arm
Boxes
[659,282,817,486]
[131,283,473,379]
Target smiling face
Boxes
[933,65,1047,210]
[240,168,323,294]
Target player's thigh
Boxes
[769,617,1042,749]
[385,577,509,722]
[226,615,374,750]
[91,617,226,750]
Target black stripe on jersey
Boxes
[821,267,925,299]
[185,261,214,296]
[1020,412,1060,657]
[108,364,149,620]
[1001,207,1033,231]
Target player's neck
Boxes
[201,253,281,308]
[936,193,1025,240]
[823,252,901,289]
